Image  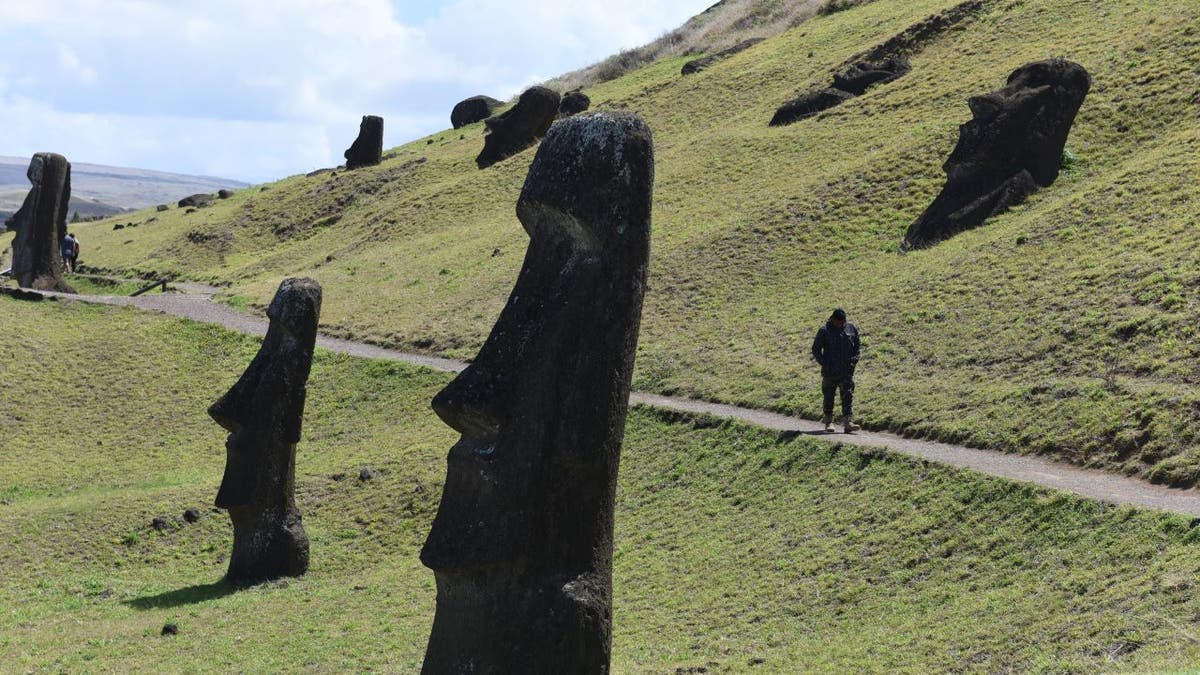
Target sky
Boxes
[0,1,714,184]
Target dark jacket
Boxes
[812,320,860,378]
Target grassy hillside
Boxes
[35,0,1200,486]
[5,296,1200,672]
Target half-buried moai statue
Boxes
[902,59,1090,250]
[209,277,321,585]
[420,111,654,674]
[451,95,503,129]
[344,115,384,169]
[475,85,561,169]
[8,152,75,293]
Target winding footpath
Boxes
[23,283,1200,517]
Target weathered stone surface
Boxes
[681,37,765,76]
[902,59,1090,250]
[7,153,75,293]
[217,189,234,199]
[476,86,560,169]
[451,95,503,129]
[156,204,169,212]
[209,277,321,585]
[769,87,856,126]
[832,55,911,95]
[421,112,653,674]
[178,193,214,208]
[344,115,383,169]
[559,90,591,116]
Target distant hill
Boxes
[0,155,247,219]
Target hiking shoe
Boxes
[822,415,835,433]
[843,416,861,433]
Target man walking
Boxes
[811,308,861,433]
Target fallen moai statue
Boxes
[902,58,1090,250]
[681,37,765,76]
[344,115,384,169]
[421,111,654,674]
[8,152,75,293]
[769,55,909,125]
[451,95,503,129]
[178,193,214,208]
[475,86,560,169]
[209,277,321,585]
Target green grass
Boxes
[4,296,1200,671]
[57,0,1200,485]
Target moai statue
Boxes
[209,278,321,585]
[902,58,1090,249]
[420,111,654,674]
[475,86,560,169]
[8,152,75,293]
[344,115,384,169]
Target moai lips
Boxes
[421,111,654,674]
[209,277,321,585]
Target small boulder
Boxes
[161,623,179,636]
[476,86,560,169]
[358,467,378,482]
[217,189,234,199]
[183,508,202,523]
[451,95,503,129]
[156,204,169,212]
[151,516,170,531]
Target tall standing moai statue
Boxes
[344,115,384,169]
[420,111,654,674]
[8,152,75,293]
[209,278,321,585]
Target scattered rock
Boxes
[210,278,321,584]
[681,38,765,75]
[183,508,202,523]
[475,86,560,169]
[156,204,169,212]
[422,112,653,672]
[306,167,334,178]
[344,115,383,169]
[151,516,170,531]
[161,622,179,636]
[558,91,591,116]
[358,467,377,481]
[902,59,1090,249]
[178,193,213,208]
[113,223,125,230]
[451,95,503,129]
[217,189,234,199]
[7,152,76,293]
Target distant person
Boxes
[61,232,79,273]
[811,308,861,433]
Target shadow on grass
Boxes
[125,580,237,610]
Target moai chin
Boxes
[8,152,75,293]
[420,112,654,674]
[209,277,321,585]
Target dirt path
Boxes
[28,285,1200,517]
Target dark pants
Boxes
[822,374,854,417]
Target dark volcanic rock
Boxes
[161,622,179,636]
[421,112,653,674]
[451,95,503,129]
[8,153,75,293]
[475,86,560,169]
[344,115,384,169]
[183,508,202,523]
[681,38,765,76]
[151,516,170,531]
[902,59,1090,250]
[769,88,856,126]
[559,91,591,117]
[156,204,169,212]
[178,193,214,208]
[832,55,911,95]
[217,189,234,199]
[210,277,321,585]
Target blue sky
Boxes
[0,1,712,184]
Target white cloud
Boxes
[0,0,711,182]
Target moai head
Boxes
[344,115,384,169]
[421,111,654,673]
[475,86,561,169]
[209,277,321,583]
[903,59,1090,249]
